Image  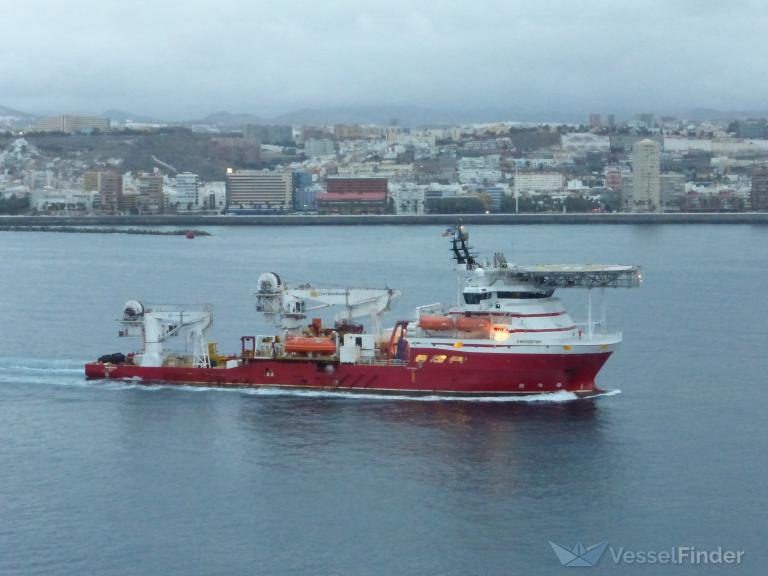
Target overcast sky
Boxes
[2,0,767,120]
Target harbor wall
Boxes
[2,213,768,226]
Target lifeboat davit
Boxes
[418,316,455,331]
[285,336,337,355]
[455,316,492,333]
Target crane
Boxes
[254,272,401,335]
[118,301,213,368]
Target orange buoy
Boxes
[418,316,455,331]
[455,317,492,332]
[285,336,337,355]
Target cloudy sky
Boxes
[2,0,767,120]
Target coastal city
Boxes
[1,109,767,216]
[3,0,767,574]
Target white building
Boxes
[226,169,292,211]
[513,172,565,193]
[336,162,414,179]
[561,133,611,153]
[304,139,336,158]
[660,173,686,210]
[458,155,502,183]
[389,183,426,214]
[200,181,226,211]
[425,183,462,201]
[175,172,200,211]
[631,139,661,212]
[387,130,437,147]
[30,188,97,213]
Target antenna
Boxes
[450,225,476,268]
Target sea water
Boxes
[0,224,765,575]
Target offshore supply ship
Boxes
[85,227,641,396]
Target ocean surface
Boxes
[0,224,765,575]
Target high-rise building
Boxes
[35,115,110,133]
[84,171,122,214]
[735,119,767,139]
[293,185,322,212]
[226,170,292,211]
[631,139,661,212]
[483,185,506,212]
[750,165,768,211]
[137,172,165,214]
[660,173,686,211]
[604,166,623,190]
[175,172,200,210]
[244,124,294,144]
[304,139,336,158]
[292,172,317,212]
[333,124,365,140]
[635,113,655,129]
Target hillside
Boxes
[4,129,290,181]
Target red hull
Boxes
[85,350,611,396]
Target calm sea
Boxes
[0,224,766,575]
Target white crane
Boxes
[255,272,401,334]
[118,301,213,368]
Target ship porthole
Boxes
[518,383,525,389]
[537,383,543,388]
[555,382,562,388]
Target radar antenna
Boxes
[450,225,477,269]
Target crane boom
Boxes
[255,272,400,332]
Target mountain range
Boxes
[2,104,767,130]
[0,105,38,128]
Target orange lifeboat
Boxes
[418,316,455,331]
[455,317,492,333]
[285,336,337,355]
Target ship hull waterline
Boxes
[85,350,612,398]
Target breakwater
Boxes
[1,212,767,227]
[0,225,210,235]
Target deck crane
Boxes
[117,301,213,368]
[254,272,401,335]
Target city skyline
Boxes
[3,1,768,120]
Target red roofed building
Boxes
[316,177,388,214]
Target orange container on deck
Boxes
[455,317,492,333]
[285,336,337,355]
[418,316,455,331]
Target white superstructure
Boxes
[407,227,641,356]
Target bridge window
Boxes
[463,292,492,304]
[496,290,554,299]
